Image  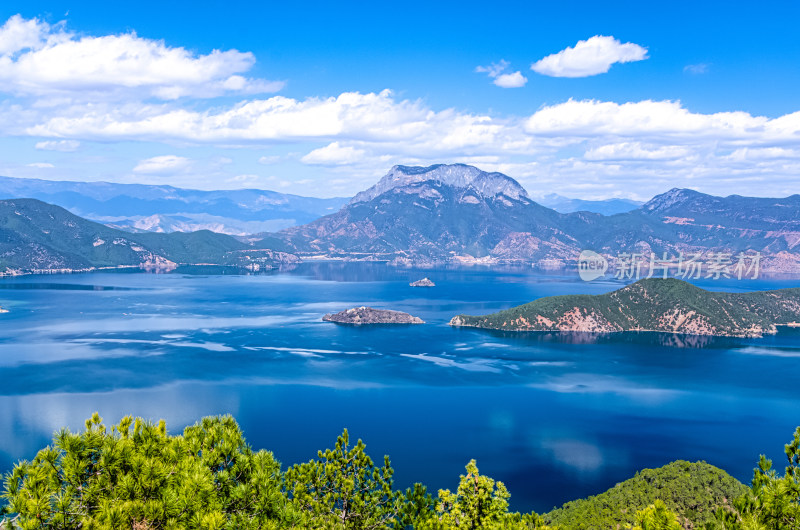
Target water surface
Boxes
[1,264,798,513]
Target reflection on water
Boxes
[480,329,735,349]
[0,264,799,513]
[0,282,136,291]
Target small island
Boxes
[323,306,424,325]
[410,277,435,287]
[450,278,800,338]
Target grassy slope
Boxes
[452,278,800,336]
[543,460,748,529]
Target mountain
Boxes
[0,199,298,274]
[350,164,529,204]
[536,193,642,215]
[258,164,581,265]
[642,187,800,230]
[572,187,800,273]
[255,164,800,272]
[543,460,747,529]
[0,176,347,235]
[449,278,800,337]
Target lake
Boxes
[0,263,799,513]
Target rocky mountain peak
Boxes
[349,164,529,205]
[642,188,704,212]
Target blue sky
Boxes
[1,1,799,199]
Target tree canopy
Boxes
[1,414,798,530]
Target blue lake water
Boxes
[0,263,799,513]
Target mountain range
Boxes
[2,164,800,275]
[254,164,800,273]
[535,193,642,215]
[0,176,347,236]
[0,199,297,274]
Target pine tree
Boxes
[1,413,288,529]
[283,429,402,529]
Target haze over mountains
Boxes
[2,164,800,274]
[0,174,639,236]
[0,176,347,236]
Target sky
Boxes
[1,0,800,200]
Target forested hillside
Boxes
[2,414,798,529]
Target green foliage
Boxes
[0,413,286,530]
[2,415,798,530]
[629,500,682,530]
[453,278,800,337]
[415,460,552,530]
[283,429,402,529]
[544,460,748,529]
[710,427,800,530]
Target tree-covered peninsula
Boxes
[450,278,800,338]
[2,414,798,529]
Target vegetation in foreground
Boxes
[0,414,797,529]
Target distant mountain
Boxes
[0,199,298,274]
[0,176,347,235]
[536,193,642,215]
[256,164,800,272]
[450,278,800,337]
[259,164,580,265]
[574,188,800,272]
[642,187,800,229]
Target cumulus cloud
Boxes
[531,36,648,78]
[26,90,518,153]
[35,139,79,151]
[3,69,800,198]
[524,99,770,140]
[302,142,367,166]
[0,15,283,100]
[584,142,691,161]
[0,14,54,55]
[133,155,191,174]
[476,60,528,88]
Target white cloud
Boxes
[0,14,54,55]
[524,99,769,139]
[476,60,528,88]
[684,63,709,74]
[302,142,367,166]
[4,70,800,198]
[531,36,648,78]
[25,90,442,144]
[584,142,691,161]
[725,147,800,162]
[27,162,54,168]
[258,155,281,165]
[133,155,191,174]
[0,15,283,100]
[494,72,527,88]
[35,139,79,151]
